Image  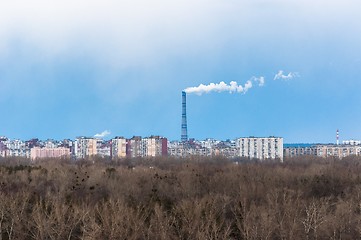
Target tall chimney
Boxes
[181,91,188,142]
[336,129,339,145]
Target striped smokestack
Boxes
[181,91,188,142]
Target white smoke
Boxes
[274,70,299,80]
[184,76,265,95]
[252,76,265,86]
[94,130,111,138]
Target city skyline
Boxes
[1,1,361,143]
[0,132,355,145]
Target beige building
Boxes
[111,137,127,158]
[74,137,97,159]
[30,147,70,160]
[317,145,361,158]
[126,136,168,158]
[142,137,157,157]
[141,136,168,157]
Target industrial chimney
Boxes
[181,91,188,142]
[336,129,339,145]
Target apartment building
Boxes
[74,137,98,159]
[168,141,212,157]
[126,136,167,158]
[111,137,127,158]
[236,137,283,161]
[283,145,317,157]
[30,147,70,160]
[126,136,142,158]
[3,139,30,158]
[0,142,7,157]
[141,136,168,157]
[284,145,361,158]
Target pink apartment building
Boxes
[30,147,70,160]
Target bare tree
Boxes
[301,198,331,240]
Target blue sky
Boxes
[1,0,361,143]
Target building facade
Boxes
[30,147,70,160]
[284,145,361,158]
[0,141,7,157]
[111,137,127,158]
[3,139,30,158]
[126,136,142,158]
[236,137,283,161]
[74,137,98,159]
[168,141,211,158]
[141,136,168,157]
[127,136,168,158]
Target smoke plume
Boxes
[274,70,299,80]
[94,130,111,138]
[184,76,265,95]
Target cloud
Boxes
[0,0,243,100]
[252,76,265,86]
[0,0,356,102]
[0,0,358,63]
[0,1,358,74]
[274,70,299,81]
[184,76,264,95]
[94,130,111,138]
[0,0,234,62]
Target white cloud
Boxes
[252,76,265,86]
[1,0,358,64]
[0,0,235,64]
[0,0,358,100]
[274,70,299,81]
[0,0,358,74]
[94,130,111,138]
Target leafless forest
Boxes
[1,156,361,239]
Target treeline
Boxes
[1,156,361,239]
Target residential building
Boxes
[236,137,283,161]
[97,140,111,158]
[126,136,142,158]
[141,136,168,157]
[127,136,168,158]
[30,147,70,160]
[284,144,361,158]
[3,139,30,158]
[0,141,7,157]
[74,137,98,159]
[168,140,211,157]
[111,137,127,158]
[343,140,361,145]
[283,145,317,157]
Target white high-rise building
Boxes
[236,137,283,161]
[141,137,157,157]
